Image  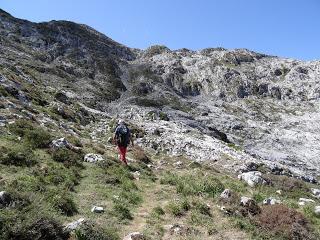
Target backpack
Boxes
[116,125,129,146]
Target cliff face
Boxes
[1,8,320,179]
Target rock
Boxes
[54,91,71,104]
[315,206,320,216]
[64,218,85,231]
[173,161,183,169]
[311,188,320,199]
[240,196,261,215]
[84,153,104,163]
[167,224,200,236]
[50,138,70,149]
[218,205,233,215]
[263,197,281,205]
[0,191,11,208]
[123,232,145,240]
[299,175,317,184]
[220,189,232,199]
[276,190,282,195]
[91,206,104,213]
[132,171,141,180]
[238,171,266,187]
[240,196,253,206]
[50,137,81,152]
[298,198,315,206]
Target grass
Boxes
[160,171,224,198]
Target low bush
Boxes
[152,206,165,216]
[8,119,53,148]
[75,222,119,240]
[0,143,37,166]
[51,148,84,168]
[132,145,150,164]
[0,215,68,240]
[167,199,190,217]
[255,204,314,240]
[48,190,78,216]
[25,127,53,148]
[112,204,133,221]
[161,172,224,198]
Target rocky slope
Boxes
[1,8,320,181]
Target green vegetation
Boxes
[160,171,224,198]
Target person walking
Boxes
[113,119,133,165]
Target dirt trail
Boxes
[121,179,169,237]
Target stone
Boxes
[91,206,104,213]
[240,196,261,215]
[238,171,266,187]
[263,197,281,205]
[64,218,85,231]
[311,188,320,199]
[123,232,145,240]
[315,206,320,216]
[276,190,282,195]
[132,171,141,180]
[298,198,315,206]
[50,137,70,149]
[0,191,11,208]
[173,161,183,168]
[84,153,104,163]
[220,189,232,199]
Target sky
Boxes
[1,0,320,60]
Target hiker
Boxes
[113,119,133,165]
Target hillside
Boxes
[0,9,320,240]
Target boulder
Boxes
[123,232,145,240]
[240,196,261,215]
[91,206,104,213]
[238,171,266,187]
[315,206,320,216]
[51,137,81,152]
[50,137,71,149]
[84,153,104,163]
[263,197,281,205]
[0,191,11,208]
[298,198,315,206]
[311,188,320,199]
[64,218,85,231]
[220,189,232,199]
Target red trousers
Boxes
[118,146,128,165]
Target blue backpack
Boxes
[116,125,130,146]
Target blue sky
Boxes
[1,0,320,60]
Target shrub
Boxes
[8,119,35,136]
[48,190,78,216]
[255,204,313,239]
[152,206,165,216]
[1,216,69,240]
[0,143,37,166]
[25,127,53,148]
[193,201,211,216]
[8,119,53,148]
[132,146,150,164]
[75,222,119,240]
[112,204,133,221]
[51,148,84,168]
[167,199,190,217]
[161,172,224,198]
